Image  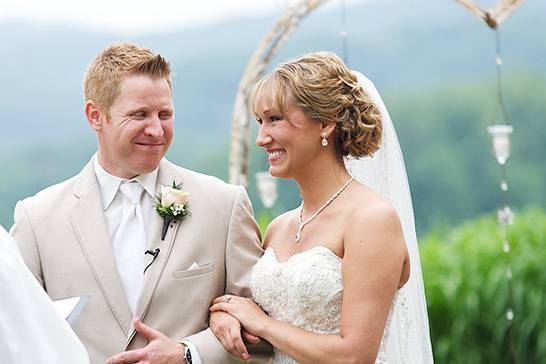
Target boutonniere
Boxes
[154,181,190,241]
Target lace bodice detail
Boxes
[250,246,405,364]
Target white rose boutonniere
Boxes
[154,181,190,240]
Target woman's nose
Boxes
[256,126,273,147]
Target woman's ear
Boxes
[320,122,336,138]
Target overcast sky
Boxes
[0,0,356,34]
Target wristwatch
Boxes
[183,344,193,364]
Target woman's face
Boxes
[255,98,324,179]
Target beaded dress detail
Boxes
[250,246,408,364]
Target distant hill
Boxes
[1,0,545,232]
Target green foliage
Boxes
[391,72,546,233]
[153,202,189,221]
[256,210,274,238]
[421,207,546,363]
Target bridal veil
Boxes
[345,72,434,363]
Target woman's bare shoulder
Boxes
[343,183,405,252]
[263,208,299,249]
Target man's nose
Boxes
[144,115,165,138]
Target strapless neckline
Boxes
[266,245,342,264]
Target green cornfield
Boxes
[421,207,546,363]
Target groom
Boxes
[10,43,265,363]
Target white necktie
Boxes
[112,181,147,315]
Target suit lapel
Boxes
[69,161,133,334]
[126,160,186,344]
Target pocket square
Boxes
[188,262,200,270]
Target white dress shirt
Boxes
[93,154,202,364]
[93,155,157,242]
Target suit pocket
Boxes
[173,263,215,279]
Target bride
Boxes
[210,52,433,363]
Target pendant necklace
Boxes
[295,176,355,242]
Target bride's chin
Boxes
[268,166,288,179]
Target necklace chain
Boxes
[295,176,355,242]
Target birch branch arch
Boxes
[455,0,525,28]
[228,0,331,187]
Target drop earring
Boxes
[321,132,328,147]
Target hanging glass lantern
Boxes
[255,171,278,209]
[487,124,513,165]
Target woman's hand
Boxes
[209,311,261,361]
[210,295,271,337]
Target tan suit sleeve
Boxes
[10,200,44,288]
[186,186,271,363]
[224,186,263,297]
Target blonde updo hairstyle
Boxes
[251,51,382,158]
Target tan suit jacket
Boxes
[11,158,266,363]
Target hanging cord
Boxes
[502,167,518,364]
[493,28,511,124]
[493,25,518,364]
[499,161,518,364]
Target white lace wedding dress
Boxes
[250,246,409,364]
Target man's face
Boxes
[97,74,174,178]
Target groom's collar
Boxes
[92,153,159,210]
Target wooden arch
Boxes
[228,0,331,187]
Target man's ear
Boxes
[85,100,104,131]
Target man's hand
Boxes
[106,318,184,364]
[209,311,260,361]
